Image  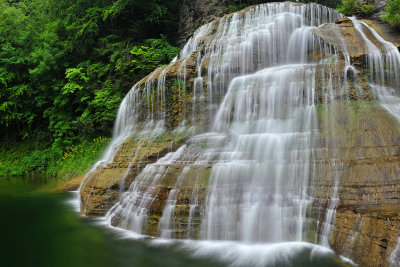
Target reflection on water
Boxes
[0,176,352,267]
[0,176,221,267]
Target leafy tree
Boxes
[0,0,180,149]
[0,0,37,140]
[130,36,180,77]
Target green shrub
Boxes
[0,137,110,179]
[0,141,48,176]
[130,35,180,77]
[337,0,359,15]
[226,3,249,13]
[382,0,400,25]
[12,149,59,176]
[361,4,376,16]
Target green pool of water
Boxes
[0,176,353,267]
[0,176,222,267]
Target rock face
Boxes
[311,102,400,266]
[177,0,274,46]
[178,0,228,46]
[331,205,400,267]
[309,18,400,266]
[80,136,186,216]
[361,19,400,48]
[81,3,400,266]
[313,18,368,59]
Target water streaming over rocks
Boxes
[80,2,400,266]
[105,1,343,239]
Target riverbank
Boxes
[35,174,86,192]
[0,137,110,190]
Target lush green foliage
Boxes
[0,0,181,178]
[382,0,400,25]
[337,0,359,15]
[336,0,383,17]
[130,36,180,78]
[0,137,110,178]
[0,141,47,176]
[0,0,180,150]
[15,149,60,176]
[48,136,111,178]
[360,4,376,16]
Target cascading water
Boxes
[79,2,400,266]
[201,65,318,242]
[105,2,344,240]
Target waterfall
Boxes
[102,2,343,241]
[80,2,400,263]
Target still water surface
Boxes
[0,176,352,267]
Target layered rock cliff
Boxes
[80,3,400,266]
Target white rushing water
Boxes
[104,2,344,242]
[79,1,400,265]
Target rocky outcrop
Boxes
[79,52,212,216]
[110,157,212,238]
[331,205,400,267]
[63,175,85,191]
[361,19,400,49]
[313,18,368,59]
[178,0,272,46]
[81,3,400,266]
[81,139,153,216]
[178,0,228,46]
[80,135,186,216]
[310,102,400,266]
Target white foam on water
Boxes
[152,239,357,267]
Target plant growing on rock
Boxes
[337,0,359,15]
[225,0,250,13]
[382,0,400,25]
[361,4,376,16]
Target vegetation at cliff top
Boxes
[382,0,400,25]
[337,0,377,16]
[337,0,359,15]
